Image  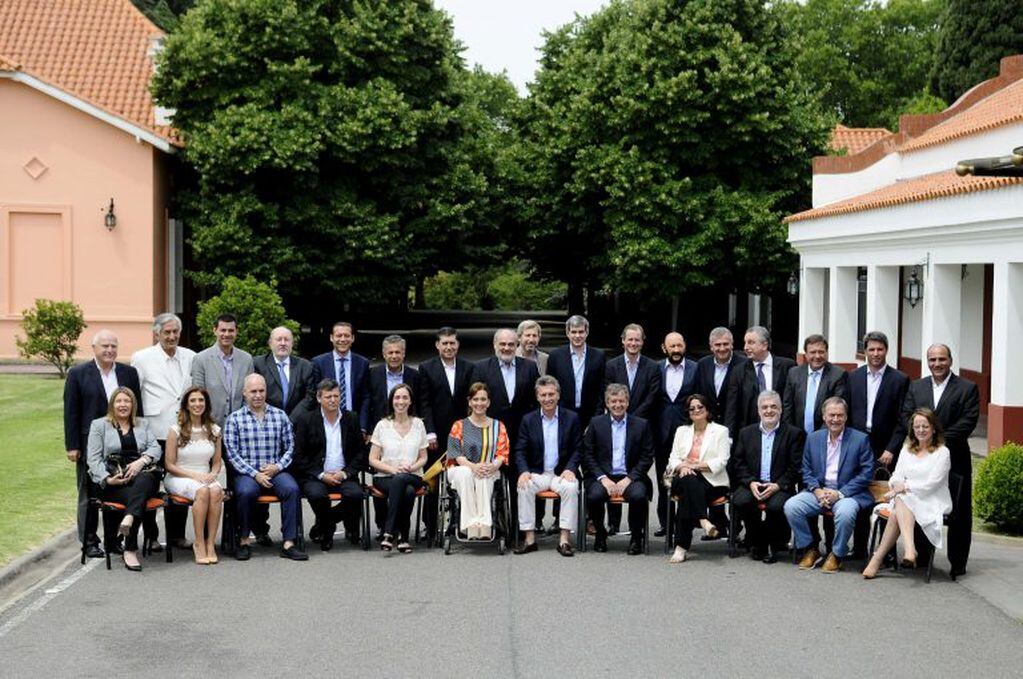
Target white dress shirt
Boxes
[97,360,119,402]
[541,409,559,473]
[713,357,730,396]
[500,359,516,403]
[321,410,345,475]
[442,359,457,394]
[570,346,587,408]
[131,344,197,439]
[664,361,685,401]
[755,354,775,392]
[932,376,949,408]
[865,364,886,430]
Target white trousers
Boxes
[517,472,578,532]
[448,466,498,537]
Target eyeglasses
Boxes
[688,404,706,412]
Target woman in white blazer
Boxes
[663,393,731,563]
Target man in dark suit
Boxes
[311,321,371,435]
[695,326,746,422]
[604,323,661,421]
[731,390,805,562]
[63,330,143,558]
[724,325,797,440]
[896,344,979,577]
[782,334,849,435]
[367,334,422,533]
[418,327,473,541]
[546,315,606,429]
[583,383,655,555]
[651,331,698,535]
[471,328,542,530]
[253,326,318,418]
[847,331,910,558]
[784,396,874,573]
[291,379,366,551]
[513,376,583,556]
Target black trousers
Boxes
[374,474,425,540]
[102,473,158,551]
[948,452,972,572]
[586,475,648,539]
[670,474,728,549]
[732,485,791,552]
[76,455,99,546]
[302,478,364,536]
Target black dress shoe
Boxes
[593,536,608,553]
[654,527,667,537]
[320,536,334,552]
[557,542,575,557]
[762,551,779,564]
[255,534,273,547]
[280,545,309,561]
[309,524,322,543]
[950,566,967,579]
[750,547,766,561]
[607,526,619,537]
[235,544,251,561]
[627,540,644,555]
[513,542,539,555]
[84,543,104,559]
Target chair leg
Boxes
[644,503,650,555]
[727,500,737,558]
[415,494,423,544]
[165,506,173,563]
[362,492,371,551]
[580,496,587,553]
[926,546,935,583]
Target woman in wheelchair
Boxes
[86,387,162,571]
[446,382,510,539]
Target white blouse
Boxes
[370,417,429,476]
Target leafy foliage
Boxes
[930,0,1023,103]
[130,0,195,32]
[424,262,566,311]
[195,276,300,355]
[974,442,1023,534]
[15,299,87,378]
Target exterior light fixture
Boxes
[105,198,117,230]
[903,270,922,308]
[786,272,799,297]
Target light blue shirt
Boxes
[611,415,627,475]
[500,359,516,403]
[570,346,587,408]
[321,410,345,474]
[334,352,353,411]
[804,368,821,434]
[759,423,777,483]
[541,409,559,472]
[713,358,730,396]
[386,368,404,398]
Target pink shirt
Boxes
[825,430,843,488]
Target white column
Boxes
[990,262,1023,406]
[798,266,826,344]
[865,265,900,367]
[828,266,858,364]
[920,263,962,368]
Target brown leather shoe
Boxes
[821,553,843,573]
[798,548,821,570]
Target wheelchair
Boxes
[437,465,512,555]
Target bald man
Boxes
[224,374,307,561]
[64,330,144,558]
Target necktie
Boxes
[756,363,766,392]
[336,357,348,411]
[277,361,289,405]
[804,371,820,433]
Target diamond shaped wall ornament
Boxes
[23,157,48,180]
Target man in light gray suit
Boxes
[516,319,549,375]
[191,313,254,425]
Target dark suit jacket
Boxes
[782,363,849,432]
[253,353,319,417]
[367,364,422,433]
[290,408,366,483]
[655,358,699,447]
[63,361,144,452]
[724,354,797,439]
[514,407,583,476]
[847,365,910,459]
[801,427,875,509]
[311,351,371,432]
[604,354,661,422]
[418,356,474,444]
[582,414,655,496]
[695,353,747,421]
[470,356,540,443]
[546,344,607,428]
[897,374,979,472]
[731,422,805,492]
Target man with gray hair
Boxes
[132,313,196,549]
[253,326,318,417]
[516,319,548,375]
[547,315,606,429]
[64,330,144,558]
[695,326,746,421]
[724,325,796,440]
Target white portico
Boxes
[787,56,1023,450]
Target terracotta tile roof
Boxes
[0,53,18,70]
[829,125,892,155]
[0,0,175,146]
[786,170,1023,223]
[899,79,1023,153]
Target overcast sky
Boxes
[434,0,611,93]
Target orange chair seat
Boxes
[369,485,427,499]
[536,490,560,500]
[877,508,891,520]
[168,494,193,506]
[102,496,164,512]
[608,496,626,504]
[256,495,281,504]
[710,496,728,507]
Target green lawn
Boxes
[0,374,76,565]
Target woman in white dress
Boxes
[164,387,225,564]
[368,383,428,553]
[863,408,952,579]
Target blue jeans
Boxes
[783,490,859,558]
[234,472,300,543]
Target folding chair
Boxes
[81,495,166,570]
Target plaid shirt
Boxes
[224,404,294,478]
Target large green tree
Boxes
[777,0,947,130]
[131,0,196,31]
[930,0,1023,103]
[514,0,831,307]
[153,0,510,309]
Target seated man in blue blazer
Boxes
[784,396,874,573]
[513,375,583,556]
[583,383,655,555]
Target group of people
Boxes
[64,311,978,579]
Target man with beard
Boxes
[651,332,698,537]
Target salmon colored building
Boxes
[0,0,182,359]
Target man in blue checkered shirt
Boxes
[224,373,308,561]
